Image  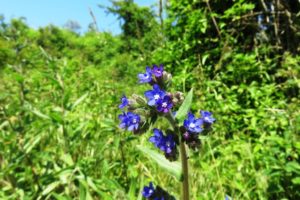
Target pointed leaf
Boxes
[72,93,89,110]
[137,145,182,181]
[24,135,42,154]
[175,88,193,122]
[42,181,60,196]
[31,109,50,120]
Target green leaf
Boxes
[49,112,63,124]
[292,177,300,185]
[42,181,60,196]
[31,109,50,120]
[24,135,42,154]
[61,153,74,166]
[285,162,300,174]
[137,145,182,181]
[72,93,89,110]
[79,182,86,200]
[175,88,193,122]
[127,179,136,199]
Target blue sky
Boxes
[1,0,156,34]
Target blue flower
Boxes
[118,112,128,129]
[149,129,176,154]
[142,182,175,200]
[138,66,152,83]
[144,84,166,106]
[149,129,164,148]
[119,95,128,109]
[183,112,203,133]
[156,95,173,113]
[152,64,164,77]
[160,134,176,154]
[118,112,141,131]
[142,182,155,198]
[200,110,215,125]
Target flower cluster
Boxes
[182,111,215,149]
[142,182,176,200]
[149,129,178,161]
[118,65,175,134]
[118,64,216,199]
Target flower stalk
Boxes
[118,64,215,199]
[166,112,189,200]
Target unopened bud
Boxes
[132,94,147,106]
[163,71,172,84]
[175,91,184,103]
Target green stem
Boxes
[180,139,189,200]
[166,113,189,200]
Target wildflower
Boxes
[138,66,153,83]
[182,131,201,150]
[152,64,164,78]
[118,112,128,129]
[144,84,166,106]
[200,110,215,125]
[142,182,155,198]
[160,134,176,154]
[183,112,203,133]
[149,128,164,148]
[119,95,128,109]
[149,129,176,154]
[142,182,176,200]
[156,95,173,113]
[118,112,141,131]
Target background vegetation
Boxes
[0,0,299,199]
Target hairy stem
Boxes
[166,113,189,200]
[180,139,189,200]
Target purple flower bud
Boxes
[183,132,190,140]
[182,131,201,150]
[152,64,164,78]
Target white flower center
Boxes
[154,94,160,100]
[189,123,195,128]
[162,102,168,108]
[166,141,171,147]
[132,119,137,123]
